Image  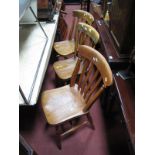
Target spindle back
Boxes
[70,45,113,112]
[68,10,94,40]
[74,22,99,56]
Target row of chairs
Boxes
[41,9,113,149]
[53,10,97,80]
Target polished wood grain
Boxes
[41,45,113,149]
[104,72,135,150]
[95,19,129,69]
[110,0,135,54]
[53,22,99,80]
[53,10,94,56]
[113,73,135,147]
[90,1,134,70]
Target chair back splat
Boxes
[53,10,95,57]
[41,45,113,149]
[70,45,113,112]
[74,22,100,56]
[53,22,100,80]
[69,10,94,40]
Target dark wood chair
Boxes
[53,10,94,57]
[53,22,100,80]
[41,45,113,149]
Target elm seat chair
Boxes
[41,45,113,149]
[53,9,94,57]
[53,22,100,80]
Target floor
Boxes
[19,4,132,155]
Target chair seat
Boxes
[53,40,75,56]
[41,85,86,125]
[53,57,81,80]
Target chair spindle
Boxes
[83,85,105,112]
[70,57,81,87]
[85,76,102,102]
[83,69,99,98]
[78,59,89,90]
[80,60,94,95]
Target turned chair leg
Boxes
[45,122,49,129]
[55,125,62,149]
[86,113,95,130]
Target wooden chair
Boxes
[53,22,100,80]
[41,45,113,149]
[53,9,94,57]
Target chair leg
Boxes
[64,81,68,85]
[61,124,65,132]
[80,0,83,9]
[55,125,62,149]
[69,120,73,126]
[55,74,63,87]
[86,113,95,130]
[45,122,49,130]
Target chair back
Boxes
[70,45,113,112]
[74,22,99,55]
[68,10,94,40]
[73,10,94,25]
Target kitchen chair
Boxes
[53,22,99,80]
[41,45,113,149]
[53,9,94,57]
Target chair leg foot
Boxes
[86,113,95,130]
[56,135,62,150]
[45,122,49,129]
[55,126,62,149]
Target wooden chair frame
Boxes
[41,45,113,149]
[53,22,100,81]
[53,10,94,57]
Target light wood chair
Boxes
[41,45,113,149]
[53,22,100,80]
[53,9,94,57]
